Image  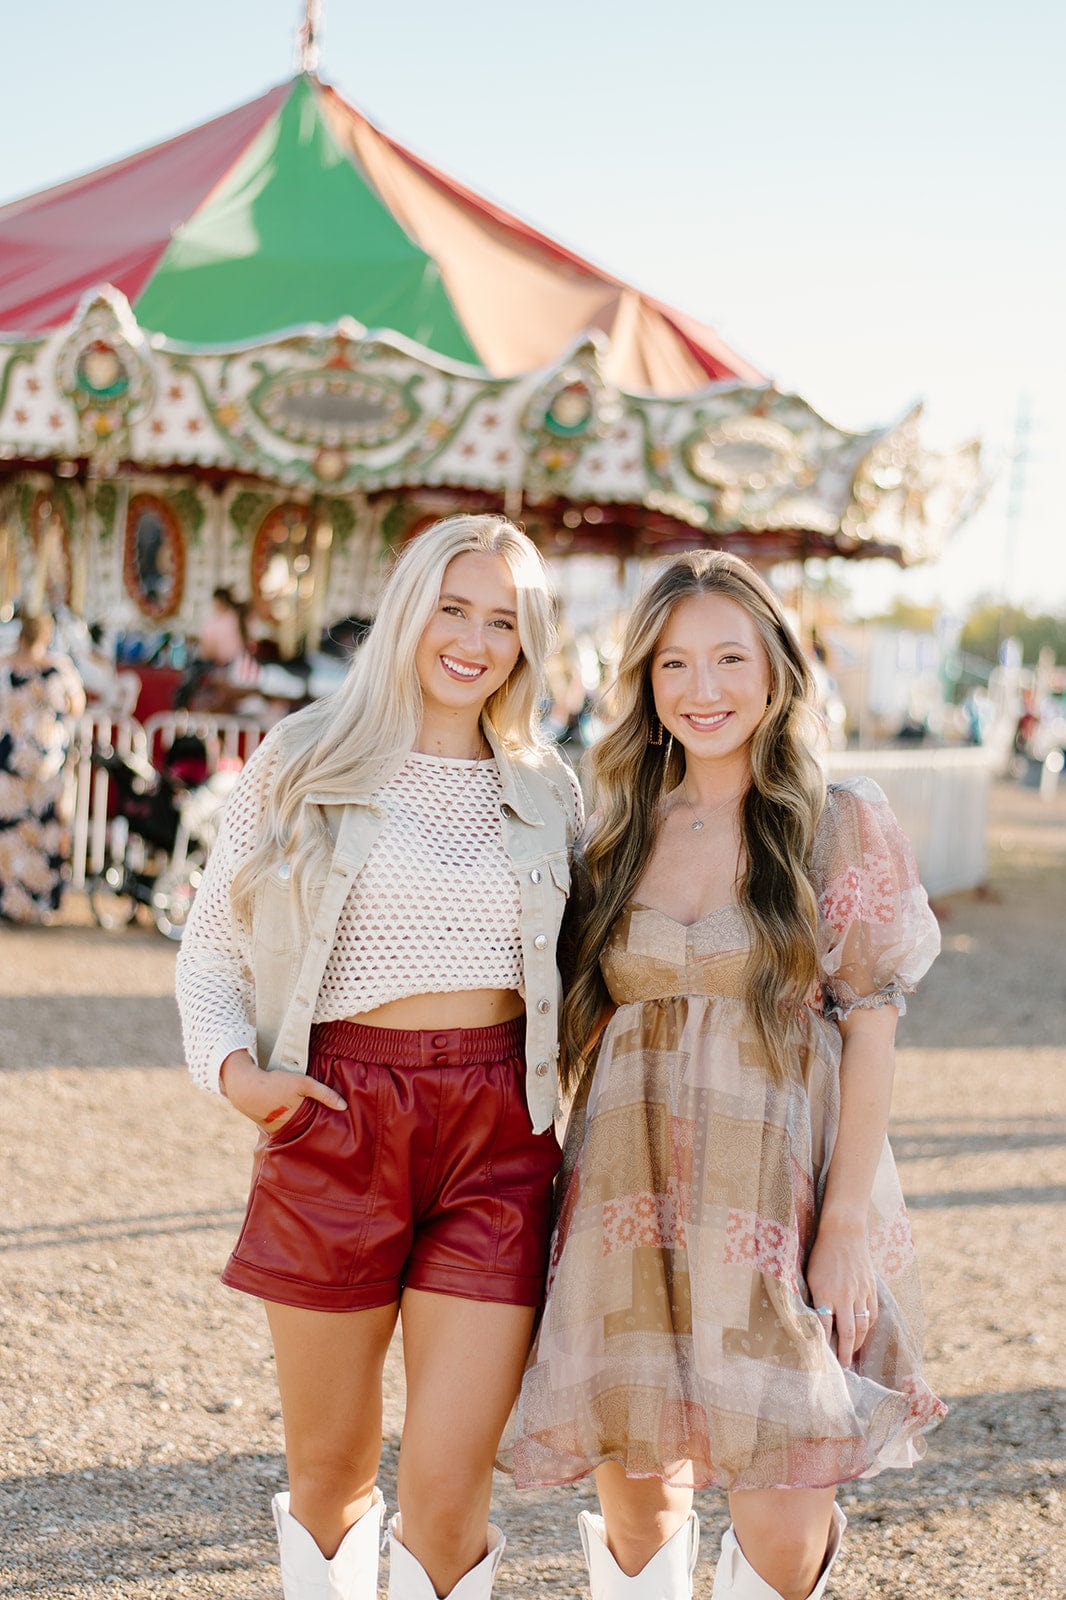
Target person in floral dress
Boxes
[0,613,85,923]
[508,552,944,1600]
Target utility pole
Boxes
[998,393,1032,655]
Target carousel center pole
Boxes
[295,0,323,74]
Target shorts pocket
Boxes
[488,1064,563,1267]
[229,1059,383,1290]
[264,1088,319,1145]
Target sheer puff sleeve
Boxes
[814,777,940,1022]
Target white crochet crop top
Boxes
[175,737,524,1092]
[331,751,523,1010]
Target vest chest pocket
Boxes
[540,852,571,940]
[546,853,571,896]
[254,863,298,957]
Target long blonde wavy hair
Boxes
[560,550,826,1092]
[232,513,556,923]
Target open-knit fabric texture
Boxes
[176,733,526,1092]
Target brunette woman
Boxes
[510,551,943,1600]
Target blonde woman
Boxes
[176,516,582,1600]
[510,552,944,1600]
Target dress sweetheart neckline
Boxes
[627,899,738,931]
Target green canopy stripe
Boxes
[133,79,479,360]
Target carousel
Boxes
[0,13,982,663]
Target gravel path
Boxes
[1,778,1063,1598]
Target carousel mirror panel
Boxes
[250,502,314,620]
[250,500,338,656]
[29,490,73,611]
[123,493,185,620]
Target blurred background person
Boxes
[197,586,250,668]
[0,612,85,923]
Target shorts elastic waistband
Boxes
[310,1015,526,1068]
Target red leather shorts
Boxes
[222,1016,562,1312]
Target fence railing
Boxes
[65,715,992,899]
[66,710,272,889]
[823,746,991,898]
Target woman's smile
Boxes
[440,653,489,682]
[681,709,733,733]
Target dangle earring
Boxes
[648,717,664,747]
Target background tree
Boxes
[960,602,1066,666]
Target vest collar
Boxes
[482,720,545,828]
[302,720,545,827]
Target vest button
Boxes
[535,1061,549,1077]
[529,868,542,883]
[533,934,547,950]
[537,998,551,1014]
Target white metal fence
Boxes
[823,746,992,898]
[66,710,272,889]
[64,717,992,899]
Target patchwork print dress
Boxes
[510,778,945,1491]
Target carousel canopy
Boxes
[0,75,762,395]
[0,67,984,590]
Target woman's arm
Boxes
[219,1047,347,1130]
[805,1002,899,1367]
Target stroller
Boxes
[87,734,238,940]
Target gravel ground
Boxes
[1,777,1063,1599]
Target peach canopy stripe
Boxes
[0,76,761,395]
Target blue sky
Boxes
[3,0,1063,617]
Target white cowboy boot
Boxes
[710,1505,846,1600]
[387,1513,505,1600]
[579,1509,700,1599]
[272,1489,385,1600]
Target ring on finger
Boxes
[855,1309,871,1318]
[815,1305,833,1316]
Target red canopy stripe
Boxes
[0,84,290,334]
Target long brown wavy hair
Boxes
[560,550,826,1093]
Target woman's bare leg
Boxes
[265,1299,399,1558]
[594,1460,694,1577]
[396,1289,537,1595]
[726,1487,839,1600]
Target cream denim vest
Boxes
[249,724,577,1134]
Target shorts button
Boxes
[533,934,548,950]
[432,1033,449,1047]
[433,1052,448,1065]
[537,998,551,1014]
[529,868,542,883]
[535,1061,549,1077]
